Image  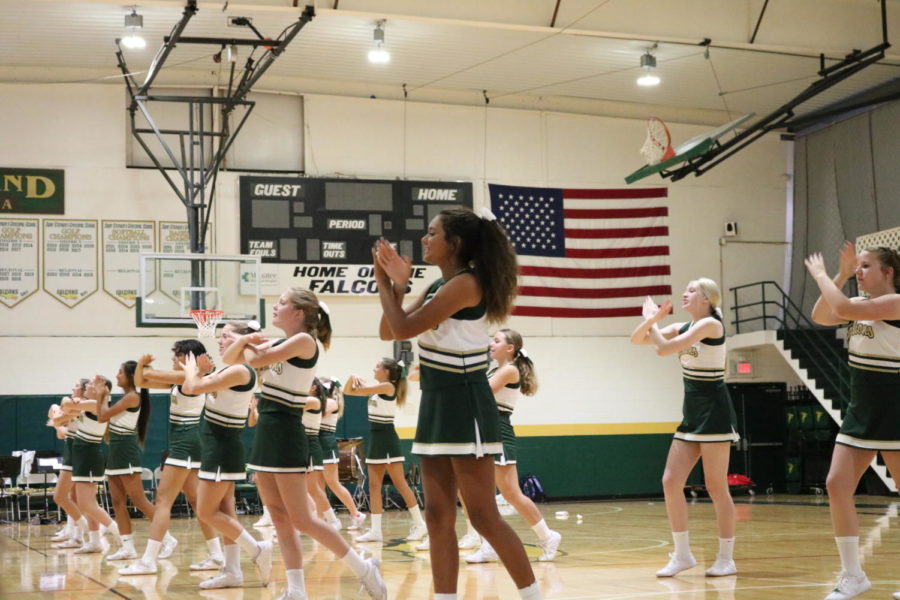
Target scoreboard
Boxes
[239,176,473,265]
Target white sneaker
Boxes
[51,528,72,542]
[73,542,104,554]
[354,529,383,543]
[348,513,366,531]
[464,540,498,564]
[358,556,387,600]
[55,538,83,549]
[655,553,697,577]
[190,554,225,571]
[199,569,244,589]
[254,541,273,585]
[705,555,737,576]
[327,516,343,531]
[253,513,272,527]
[538,530,562,562]
[891,591,900,600]
[159,534,178,559]
[406,523,427,541]
[415,537,430,551]
[118,560,158,575]
[106,546,138,562]
[824,572,871,600]
[458,532,481,549]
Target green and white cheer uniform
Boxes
[60,415,80,472]
[365,392,404,465]
[838,318,900,451]
[248,341,317,473]
[165,385,204,469]
[105,401,143,476]
[199,365,257,482]
[319,409,340,464]
[71,411,107,483]
[414,275,501,458]
[303,404,325,471]
[489,369,521,466]
[674,315,739,443]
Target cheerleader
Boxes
[118,341,225,575]
[69,375,122,554]
[317,377,366,530]
[630,279,739,577]
[180,321,269,590]
[346,358,427,543]
[221,290,385,600]
[98,361,159,562]
[48,379,88,548]
[464,329,562,564]
[302,377,334,523]
[373,207,541,600]
[806,243,900,600]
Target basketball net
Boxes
[639,116,676,165]
[190,309,224,338]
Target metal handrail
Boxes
[730,281,850,407]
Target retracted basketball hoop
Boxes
[190,309,224,338]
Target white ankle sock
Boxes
[370,513,382,534]
[531,518,552,542]
[341,548,367,578]
[206,536,223,557]
[121,534,135,552]
[224,544,241,574]
[434,595,457,600]
[286,568,306,595]
[408,504,425,526]
[672,531,692,559]
[323,508,337,522]
[143,539,162,563]
[88,530,101,545]
[835,536,864,576]
[518,581,543,599]
[717,537,735,560]
[235,530,260,557]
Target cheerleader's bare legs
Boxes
[423,455,536,595]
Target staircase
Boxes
[729,282,896,493]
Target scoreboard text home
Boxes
[240,176,473,264]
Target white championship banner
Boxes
[158,221,214,304]
[43,219,98,307]
[0,218,40,308]
[102,220,155,307]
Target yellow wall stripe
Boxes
[395,422,679,439]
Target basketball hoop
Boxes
[190,309,224,338]
[640,116,676,165]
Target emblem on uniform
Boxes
[272,361,284,375]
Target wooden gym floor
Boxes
[1,494,898,599]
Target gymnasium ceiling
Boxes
[3,0,900,125]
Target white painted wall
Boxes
[0,83,792,431]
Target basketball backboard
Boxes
[625,113,756,184]
[136,253,264,328]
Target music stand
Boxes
[0,455,23,522]
[33,455,62,521]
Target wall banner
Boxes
[102,220,155,307]
[43,219,98,307]
[0,218,40,307]
[0,168,65,214]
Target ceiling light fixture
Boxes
[636,50,660,87]
[121,8,146,49]
[368,20,390,64]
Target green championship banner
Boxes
[0,168,65,214]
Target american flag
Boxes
[489,184,671,318]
